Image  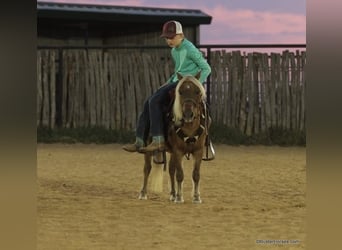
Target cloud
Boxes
[203,6,305,35]
[197,5,305,44]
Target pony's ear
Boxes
[177,72,183,80]
[195,71,201,80]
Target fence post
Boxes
[206,47,211,105]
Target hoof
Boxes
[138,193,147,200]
[174,196,184,204]
[192,198,202,204]
[169,195,176,202]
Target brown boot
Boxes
[139,141,165,153]
[122,143,141,153]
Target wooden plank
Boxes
[269,53,277,128]
[37,51,43,126]
[88,51,97,126]
[280,51,286,129]
[78,50,84,127]
[79,50,86,127]
[286,51,292,130]
[106,51,114,129]
[99,51,105,127]
[72,50,79,128]
[215,50,223,123]
[120,52,126,129]
[101,51,108,128]
[113,51,121,129]
[121,51,129,129]
[142,53,152,102]
[209,51,219,122]
[69,51,76,127]
[126,52,135,129]
[114,52,122,129]
[148,53,159,91]
[64,51,71,128]
[233,51,242,128]
[95,51,102,126]
[252,53,260,135]
[131,51,141,129]
[61,51,67,127]
[216,51,224,124]
[222,50,233,126]
[262,53,272,130]
[83,50,91,127]
[300,51,306,131]
[238,53,247,132]
[245,53,254,136]
[42,50,50,127]
[68,51,76,128]
[230,51,237,127]
[258,53,267,132]
[275,53,282,128]
[294,51,301,131]
[89,51,97,126]
[107,51,116,129]
[49,50,56,129]
[231,50,237,127]
[103,51,110,129]
[72,51,77,128]
[289,52,297,130]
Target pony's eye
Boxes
[179,91,183,96]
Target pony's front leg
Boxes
[192,150,202,204]
[174,154,184,203]
[139,153,152,200]
[169,157,176,201]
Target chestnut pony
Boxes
[139,73,208,204]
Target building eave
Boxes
[37,2,212,25]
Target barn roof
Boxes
[37,2,212,25]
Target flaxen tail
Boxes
[149,162,164,193]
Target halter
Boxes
[174,112,206,144]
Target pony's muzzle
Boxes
[182,100,196,122]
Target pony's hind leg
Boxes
[192,151,202,204]
[139,153,152,200]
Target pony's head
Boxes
[173,72,206,124]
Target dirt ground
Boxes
[37,143,306,250]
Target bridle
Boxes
[174,99,206,144]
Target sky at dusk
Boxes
[38,0,306,45]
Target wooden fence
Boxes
[210,50,306,135]
[37,48,306,135]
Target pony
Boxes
[139,72,208,204]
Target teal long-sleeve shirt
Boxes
[167,39,211,84]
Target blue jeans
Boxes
[136,82,177,142]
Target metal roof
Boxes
[37,2,212,24]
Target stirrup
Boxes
[202,137,215,161]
